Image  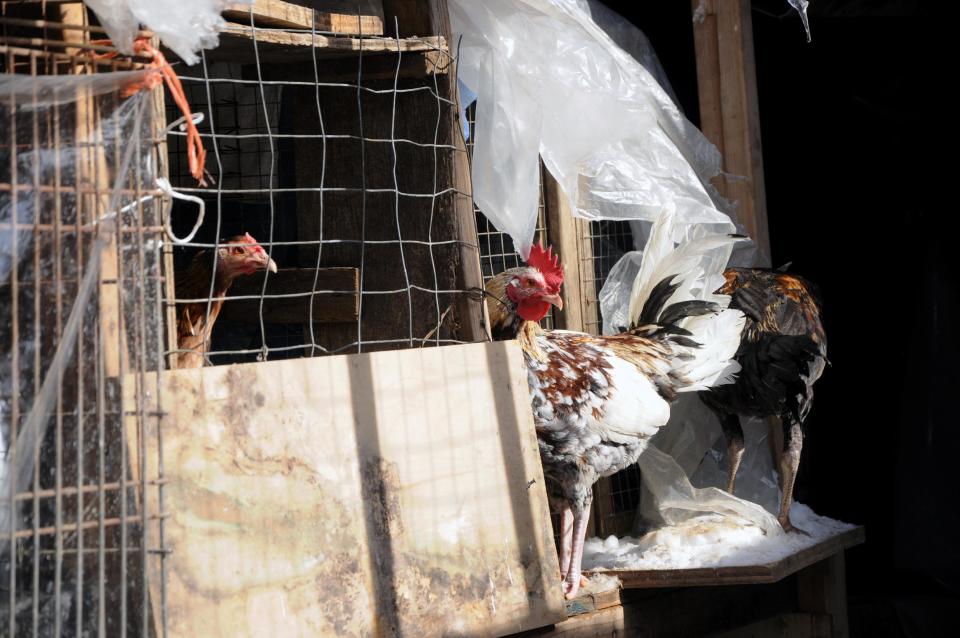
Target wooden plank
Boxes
[564,585,621,618]
[797,552,849,638]
[426,0,488,344]
[57,2,126,378]
[210,23,445,63]
[223,0,384,36]
[692,0,771,265]
[125,341,566,637]
[512,568,805,637]
[712,612,832,638]
[217,267,359,324]
[249,48,449,82]
[600,526,864,589]
[543,169,585,333]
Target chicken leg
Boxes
[777,417,806,534]
[719,412,745,494]
[558,506,574,580]
[562,501,592,599]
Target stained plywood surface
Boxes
[596,526,864,589]
[223,0,385,35]
[128,341,564,637]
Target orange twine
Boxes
[92,37,208,187]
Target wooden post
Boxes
[797,553,850,638]
[692,0,771,265]
[423,0,488,342]
[543,171,585,333]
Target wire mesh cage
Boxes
[1,1,486,635]
[0,11,169,636]
[163,17,482,368]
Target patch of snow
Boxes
[583,502,855,571]
[580,572,621,594]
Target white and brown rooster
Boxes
[485,208,745,598]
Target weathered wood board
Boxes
[127,341,565,637]
[592,526,865,589]
[223,0,385,36]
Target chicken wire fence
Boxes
[1,2,485,635]
[163,20,482,367]
[0,33,168,638]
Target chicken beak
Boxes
[540,292,563,310]
[266,257,278,273]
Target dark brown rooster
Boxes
[485,209,745,598]
[175,232,277,368]
[700,266,827,532]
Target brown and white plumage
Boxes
[486,209,745,599]
[700,266,827,532]
[175,232,277,368]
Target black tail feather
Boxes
[657,299,720,328]
[637,275,680,326]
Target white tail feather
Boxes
[626,205,747,390]
[672,308,745,391]
[628,204,742,324]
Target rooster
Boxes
[485,209,745,598]
[700,266,826,533]
[175,232,277,368]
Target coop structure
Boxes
[1,2,863,638]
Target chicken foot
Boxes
[563,502,592,599]
[777,419,807,534]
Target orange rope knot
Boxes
[91,37,209,187]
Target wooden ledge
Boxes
[587,525,865,589]
[210,24,446,64]
[223,0,385,36]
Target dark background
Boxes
[602,1,953,636]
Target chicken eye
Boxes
[232,247,244,255]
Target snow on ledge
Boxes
[583,503,856,572]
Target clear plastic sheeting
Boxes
[1,62,167,635]
[85,0,249,65]
[449,0,733,257]
[789,0,813,43]
[599,232,758,335]
[635,397,781,534]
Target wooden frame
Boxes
[692,0,771,264]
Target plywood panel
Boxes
[599,527,864,590]
[127,341,564,637]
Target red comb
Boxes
[239,232,267,256]
[526,241,564,293]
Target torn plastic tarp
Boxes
[449,0,734,258]
[1,73,160,545]
[85,0,249,65]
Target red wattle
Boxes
[518,299,551,322]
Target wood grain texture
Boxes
[596,526,864,590]
[543,169,584,333]
[210,24,444,63]
[692,0,771,265]
[223,0,384,35]
[126,341,565,637]
[797,552,849,638]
